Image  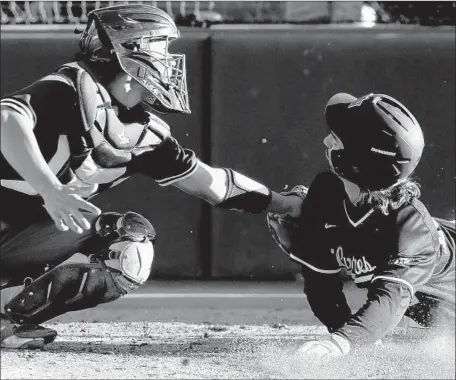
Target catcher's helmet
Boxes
[324,93,424,190]
[79,4,190,114]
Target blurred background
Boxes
[1,1,455,26]
[1,1,455,282]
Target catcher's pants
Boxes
[0,186,131,289]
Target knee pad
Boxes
[94,211,156,243]
[93,211,155,290]
[100,239,154,292]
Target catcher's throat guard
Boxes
[4,212,155,325]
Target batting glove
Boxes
[296,334,350,358]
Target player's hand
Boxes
[296,334,350,358]
[278,194,304,219]
[267,185,307,256]
[40,183,102,234]
[268,185,306,219]
[275,185,307,219]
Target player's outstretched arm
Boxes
[172,161,302,217]
[0,109,101,233]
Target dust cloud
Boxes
[257,329,455,379]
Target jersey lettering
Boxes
[330,246,377,282]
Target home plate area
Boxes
[1,322,454,379]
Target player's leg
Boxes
[403,217,455,330]
[431,216,456,318]
[1,212,156,348]
[2,210,156,324]
[1,192,156,349]
[1,213,100,289]
[0,190,63,349]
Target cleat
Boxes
[1,314,57,349]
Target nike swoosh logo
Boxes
[325,223,337,229]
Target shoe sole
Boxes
[1,336,47,350]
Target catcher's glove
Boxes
[266,185,308,257]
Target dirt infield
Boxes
[2,322,455,379]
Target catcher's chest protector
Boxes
[56,62,170,189]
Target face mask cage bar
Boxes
[116,36,190,114]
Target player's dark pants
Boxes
[404,217,455,328]
[1,187,107,289]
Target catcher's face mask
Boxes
[79,4,190,114]
[116,36,189,114]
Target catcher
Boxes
[0,5,301,349]
[267,92,455,357]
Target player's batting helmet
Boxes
[79,4,190,114]
[324,93,424,190]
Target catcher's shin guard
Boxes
[4,211,155,325]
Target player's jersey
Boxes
[0,62,199,203]
[294,171,455,342]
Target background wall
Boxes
[1,25,454,279]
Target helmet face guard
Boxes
[79,5,191,114]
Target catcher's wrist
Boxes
[216,168,272,214]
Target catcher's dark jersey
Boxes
[294,171,455,343]
[0,63,199,223]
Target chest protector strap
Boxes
[56,62,133,165]
[57,61,108,140]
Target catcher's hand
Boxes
[266,185,308,257]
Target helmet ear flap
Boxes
[330,148,402,190]
[330,149,360,179]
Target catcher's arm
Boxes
[173,161,303,216]
[0,108,100,233]
[0,109,62,197]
